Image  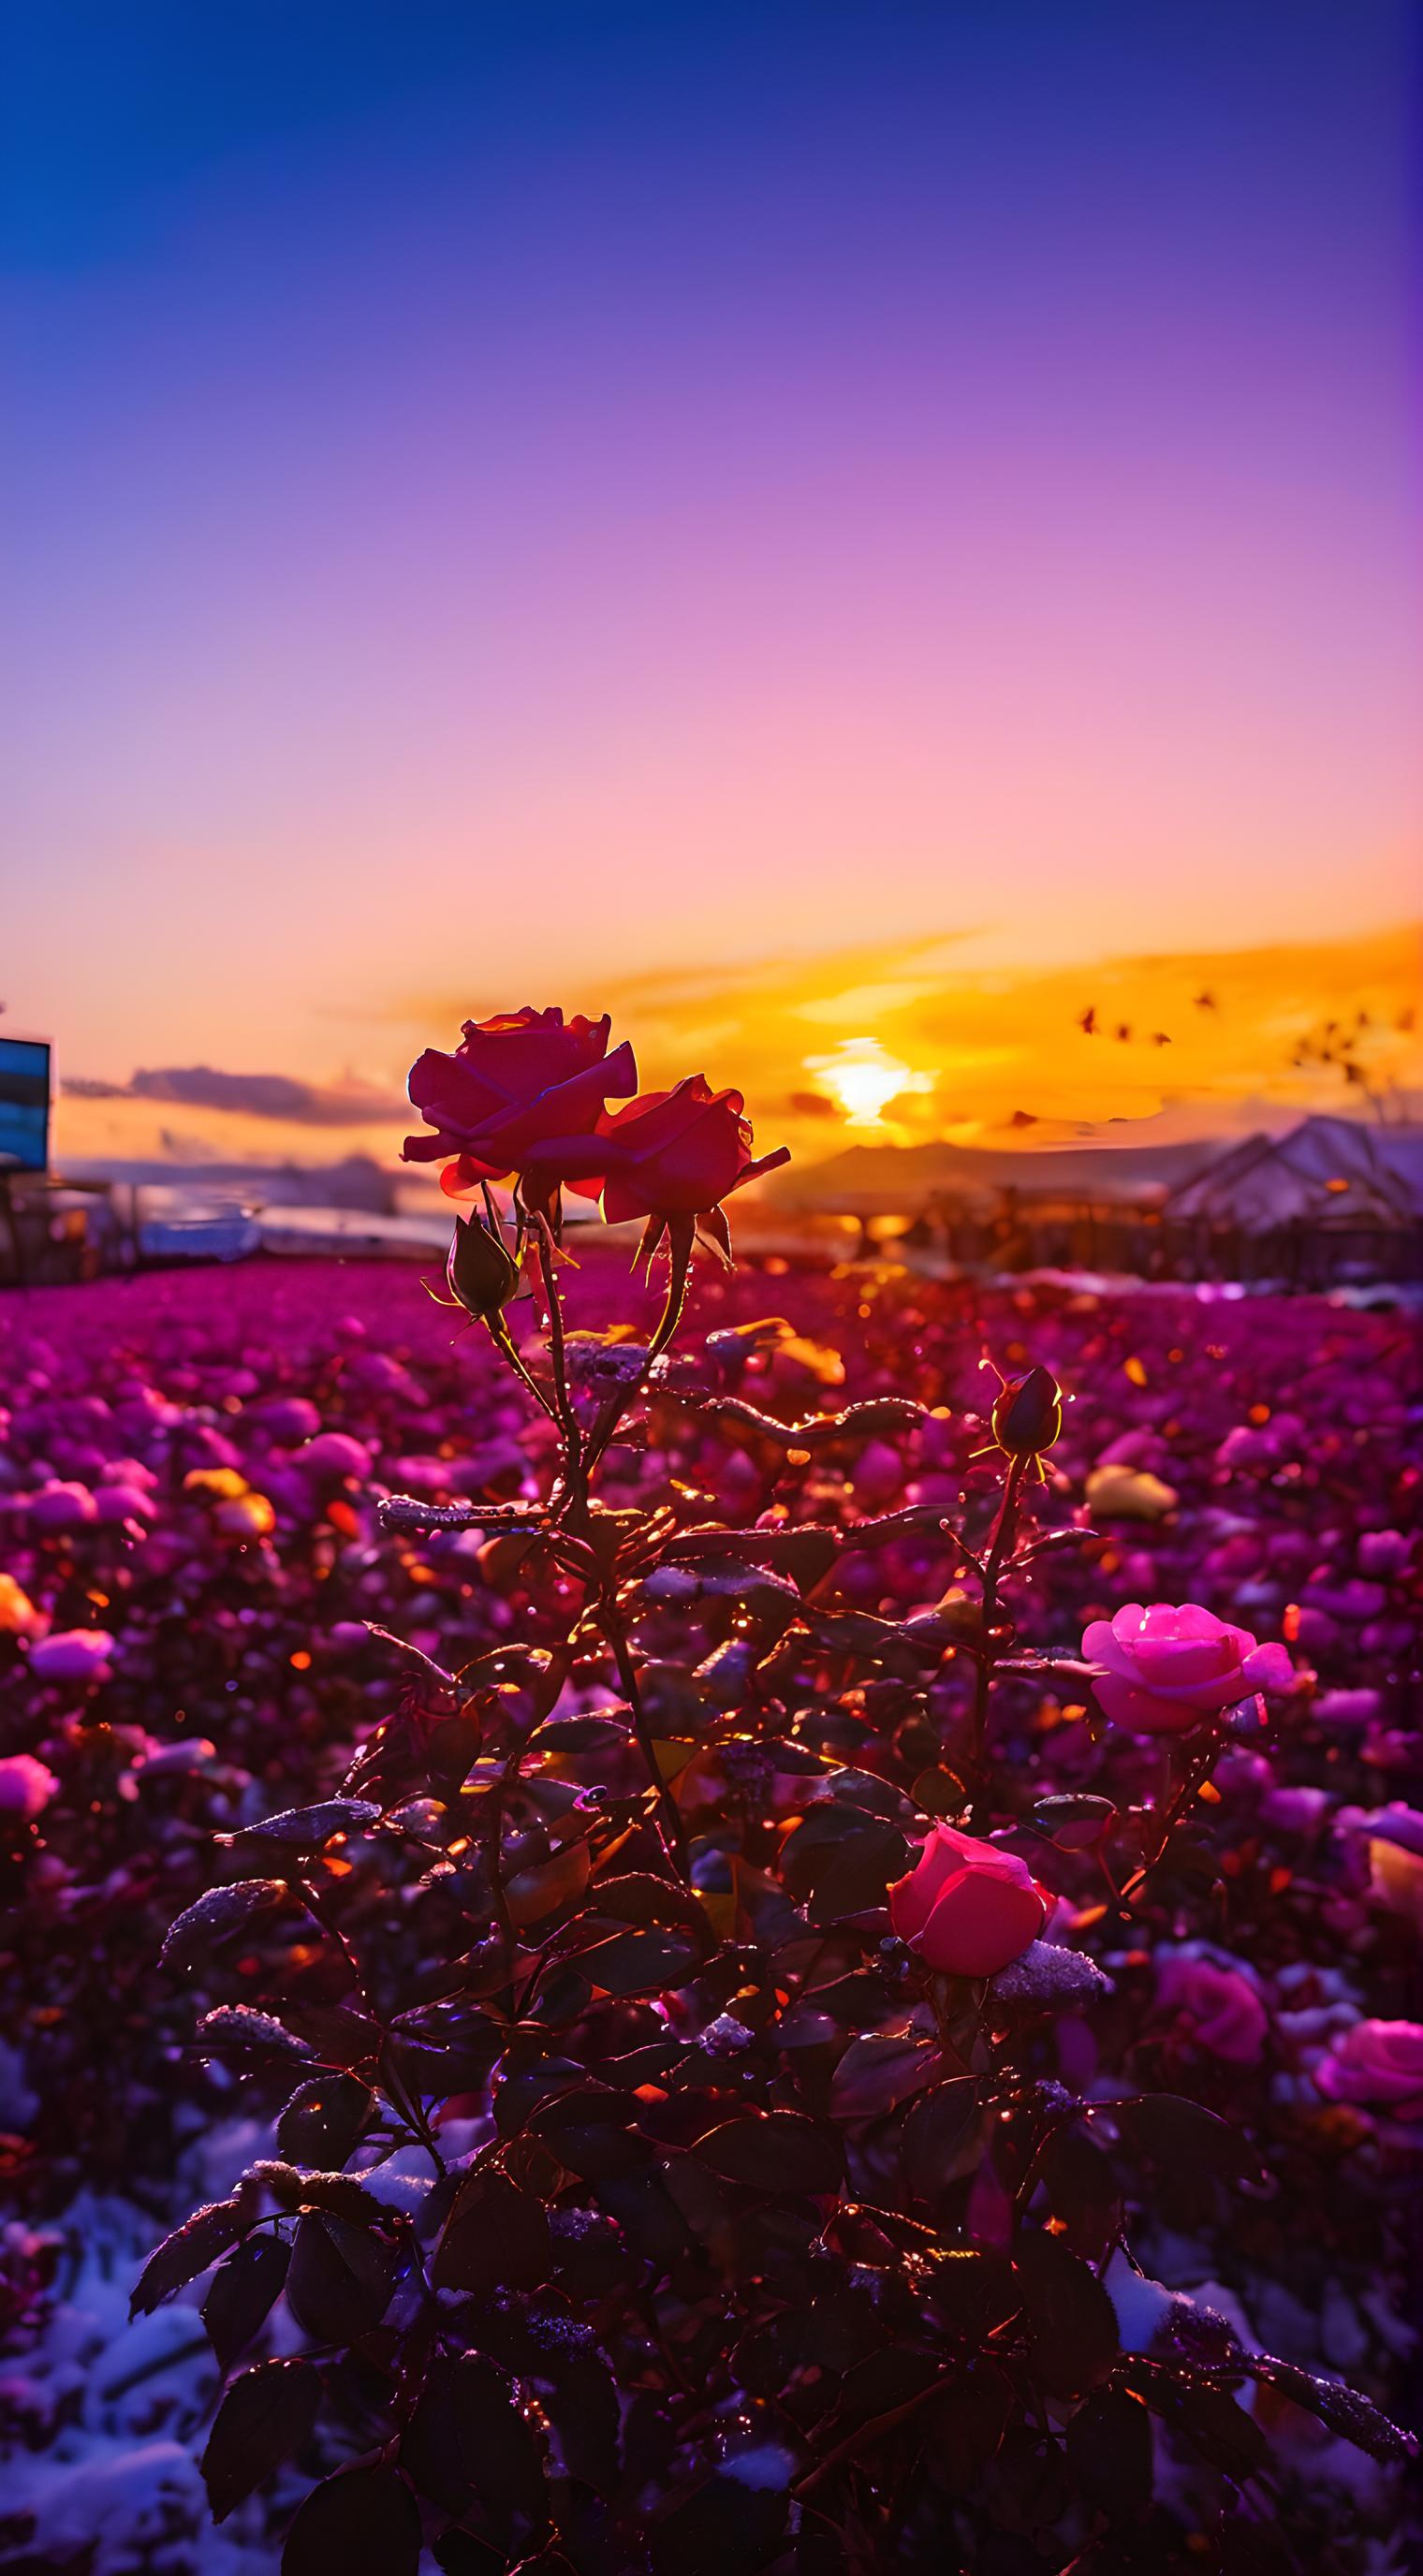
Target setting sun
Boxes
[802,1036,938,1128]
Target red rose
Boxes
[403,1008,636,1196]
[888,1822,1047,1977]
[550,1076,789,1223]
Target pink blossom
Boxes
[0,1753,59,1820]
[28,1481,97,1532]
[1081,1602,1293,1736]
[1314,2020,1423,2120]
[888,1822,1047,1977]
[29,1630,115,1684]
[1154,1954,1268,2064]
[297,1432,371,1483]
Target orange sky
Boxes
[52,921,1421,1178]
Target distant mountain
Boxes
[770,1134,1230,1210]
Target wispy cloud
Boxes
[63,1066,403,1127]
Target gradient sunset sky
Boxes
[4,1,1418,1168]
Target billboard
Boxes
[0,1038,51,1174]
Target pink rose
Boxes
[888,1822,1047,1977]
[29,1630,114,1685]
[403,1008,637,1197]
[1081,1602,1293,1737]
[550,1076,789,1226]
[29,1481,97,1532]
[1154,1954,1268,2065]
[1314,2020,1423,2120]
[0,1753,59,1820]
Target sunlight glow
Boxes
[803,1036,938,1128]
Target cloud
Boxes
[64,1066,403,1126]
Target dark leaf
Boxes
[244,2159,390,2224]
[1041,2123,1123,2263]
[1065,2386,1154,2519]
[226,1799,381,1856]
[131,2196,247,2317]
[277,2073,375,2167]
[1015,2232,1119,2397]
[1244,2356,1417,2461]
[828,2344,941,2438]
[277,2000,383,2068]
[285,2211,395,2341]
[829,2032,943,2121]
[539,2346,622,2493]
[582,1871,711,1939]
[401,2353,548,2531]
[196,2007,316,2068]
[202,2357,320,2521]
[1152,2378,1270,2486]
[650,2471,788,2576]
[282,2463,421,2576]
[160,1879,286,1972]
[532,2086,654,2179]
[433,2538,505,2576]
[901,2081,982,2206]
[595,2165,695,2267]
[1030,1793,1116,1850]
[922,2247,1020,2342]
[807,1823,910,1925]
[430,2167,552,2296]
[578,1926,700,1996]
[1111,2093,1263,2189]
[202,2236,291,2370]
[922,2360,1015,2492]
[910,1764,969,1818]
[697,2110,844,2195]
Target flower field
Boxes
[0,1236,1418,2575]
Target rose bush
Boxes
[0,1075,1416,2576]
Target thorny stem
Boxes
[299,1875,448,2177]
[1116,1729,1224,1909]
[598,1588,692,1879]
[967,1453,1029,1829]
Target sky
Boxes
[2,0,1419,1172]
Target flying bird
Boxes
[1151,1031,1172,1046]
[1078,1007,1098,1035]
[1115,1023,1132,1043]
[1194,990,1217,1011]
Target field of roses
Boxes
[0,1011,1418,2576]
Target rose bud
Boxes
[990,1366,1063,1459]
[888,1822,1048,1977]
[447,1209,520,1321]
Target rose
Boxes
[550,1076,789,1227]
[1314,2019,1423,2120]
[1154,1954,1268,2064]
[403,1008,637,1196]
[0,1754,59,1821]
[1081,1602,1292,1736]
[888,1822,1047,1977]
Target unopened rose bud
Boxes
[447,1211,520,1320]
[990,1365,1063,1458]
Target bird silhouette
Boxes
[1151,1031,1172,1046]
[1114,1023,1132,1043]
[1078,1006,1097,1036]
[1194,990,1217,1011]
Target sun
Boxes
[802,1035,936,1129]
